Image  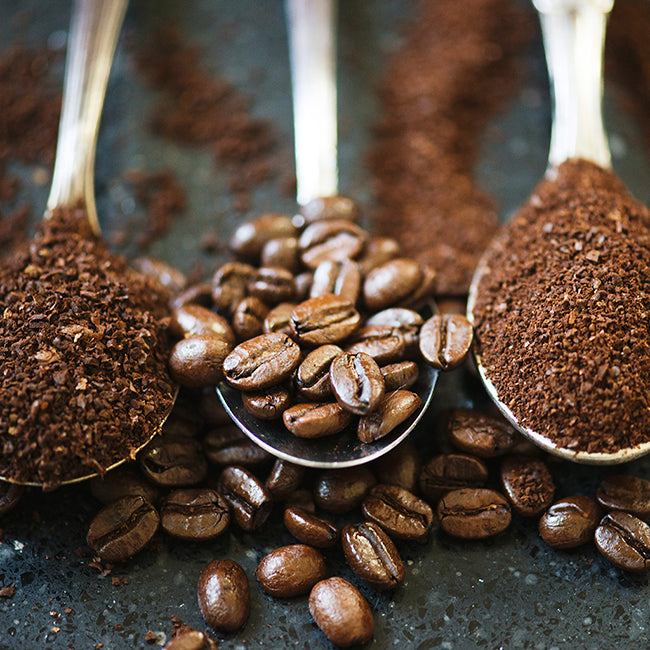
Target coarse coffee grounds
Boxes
[367,0,533,296]
[0,206,175,489]
[472,158,650,454]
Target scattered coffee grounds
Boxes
[0,206,175,489]
[367,0,533,296]
[472,158,650,453]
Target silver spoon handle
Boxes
[286,0,338,206]
[47,0,129,234]
[534,0,613,171]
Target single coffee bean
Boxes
[358,236,401,276]
[283,402,351,439]
[203,425,272,467]
[262,302,297,336]
[437,488,512,539]
[132,257,187,293]
[89,466,159,505]
[308,577,374,647]
[381,361,419,391]
[500,455,555,517]
[163,629,214,650]
[290,295,361,346]
[223,332,301,391]
[283,507,339,548]
[362,484,434,541]
[419,313,473,370]
[366,307,423,354]
[0,482,24,517]
[444,409,519,458]
[310,259,361,305]
[230,213,297,261]
[314,467,377,514]
[419,454,489,503]
[595,511,650,572]
[170,304,236,345]
[330,352,385,415]
[231,296,269,340]
[266,459,305,500]
[372,442,421,492]
[299,219,367,269]
[357,390,422,443]
[211,262,256,315]
[285,489,316,513]
[345,325,407,365]
[363,258,426,311]
[298,195,361,226]
[139,435,208,487]
[256,544,327,597]
[597,475,650,520]
[294,272,313,301]
[169,281,214,311]
[342,521,405,590]
[242,385,292,420]
[160,488,230,541]
[169,334,233,388]
[217,466,272,532]
[538,496,602,549]
[197,559,250,632]
[248,266,296,305]
[295,344,342,401]
[86,495,160,562]
[261,237,301,273]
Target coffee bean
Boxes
[342,521,405,590]
[139,435,208,487]
[89,466,159,505]
[169,281,214,311]
[266,459,305,500]
[538,496,601,549]
[345,325,407,365]
[295,344,342,401]
[357,390,422,443]
[358,236,401,275]
[132,257,187,293]
[418,454,488,503]
[500,455,555,517]
[294,272,313,301]
[160,488,230,541]
[444,409,519,458]
[169,334,233,388]
[285,489,316,513]
[298,195,361,226]
[170,304,235,345]
[256,544,327,597]
[261,237,301,273]
[595,511,650,572]
[283,507,339,548]
[419,314,473,370]
[310,259,361,305]
[308,577,374,647]
[163,629,215,650]
[437,488,512,539]
[198,391,233,426]
[314,467,377,514]
[290,295,361,346]
[241,385,292,420]
[363,258,432,311]
[86,495,159,562]
[197,559,250,632]
[203,426,272,467]
[217,466,272,532]
[597,475,650,520]
[299,220,367,269]
[372,442,421,492]
[232,296,269,340]
[263,302,297,336]
[283,402,352,439]
[211,262,256,315]
[248,266,296,305]
[381,361,419,392]
[330,352,385,415]
[366,307,423,354]
[230,213,297,261]
[0,482,24,517]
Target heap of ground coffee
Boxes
[0,206,175,489]
[472,158,650,453]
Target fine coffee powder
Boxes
[472,159,650,453]
[0,206,175,488]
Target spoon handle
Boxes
[534,0,613,171]
[47,0,129,235]
[285,0,338,206]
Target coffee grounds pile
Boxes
[0,206,175,489]
[367,0,533,296]
[472,159,650,453]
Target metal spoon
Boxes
[468,0,650,464]
[217,0,438,468]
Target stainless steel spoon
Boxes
[217,0,438,468]
[467,0,650,464]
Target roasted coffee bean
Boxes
[212,262,257,315]
[283,507,339,548]
[362,484,434,541]
[538,496,602,549]
[345,325,407,365]
[444,409,519,458]
[169,334,233,388]
[357,390,422,443]
[132,257,187,293]
[223,332,301,391]
[256,544,327,597]
[595,511,650,572]
[309,577,374,647]
[290,295,361,346]
[596,475,650,520]
[266,459,305,500]
[314,467,377,514]
[0,482,24,517]
[419,454,489,503]
[160,488,230,541]
[437,488,512,539]
[163,629,216,650]
[203,426,272,467]
[285,489,316,513]
[294,272,313,301]
[342,521,405,590]
[366,307,423,354]
[299,219,367,269]
[372,442,421,492]
[261,237,301,273]
[363,258,427,311]
[217,466,272,532]
[330,352,385,415]
[86,495,160,562]
[89,466,159,505]
[231,296,269,340]
[298,195,361,226]
[263,302,297,336]
[295,344,342,401]
[248,266,296,305]
[500,455,555,517]
[170,304,236,345]
[139,435,208,487]
[381,361,419,391]
[241,385,292,420]
[197,559,250,632]
[282,402,351,439]
[310,259,361,305]
[230,213,297,261]
[419,314,473,370]
[358,236,401,275]
[169,281,214,311]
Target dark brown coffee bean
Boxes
[358,236,401,275]
[231,296,269,340]
[170,304,236,345]
[290,295,361,346]
[381,361,419,391]
[212,262,256,315]
[357,390,422,443]
[266,459,305,500]
[298,195,361,226]
[132,257,187,293]
[309,577,374,647]
[419,454,489,503]
[437,488,512,539]
[345,325,407,364]
[283,402,351,439]
[242,385,292,420]
[363,258,425,311]
[223,332,301,391]
[169,282,214,311]
[217,466,272,532]
[595,511,650,572]
[197,559,250,632]
[310,260,361,305]
[330,352,385,415]
[203,426,272,467]
[538,496,602,549]
[0,482,24,517]
[163,629,215,650]
[198,391,233,425]
[285,489,316,513]
[256,544,327,597]
[419,314,473,370]
[597,475,650,520]
[283,507,339,548]
[160,488,229,541]
[362,484,433,541]
[89,466,159,505]
[444,409,519,458]
[314,467,377,514]
[86,495,160,562]
[342,521,405,590]
[139,435,208,487]
[372,442,421,492]
[262,302,297,336]
[295,344,342,401]
[248,266,296,305]
[299,219,367,269]
[500,455,555,517]
[230,213,297,261]
[261,237,301,273]
[169,335,233,388]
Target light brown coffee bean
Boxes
[266,459,305,500]
[162,629,214,650]
[248,266,296,305]
[381,361,419,391]
[169,282,214,311]
[294,272,313,301]
[132,257,187,293]
[241,385,292,420]
[197,559,250,632]
[437,488,511,539]
[539,496,602,549]
[310,259,361,305]
[295,344,342,401]
[363,258,424,311]
[444,409,519,458]
[231,296,269,340]
[419,454,489,503]
[298,195,361,226]
[212,262,256,315]
[217,466,273,532]
[366,307,424,354]
[261,237,301,273]
[169,334,233,388]
[160,488,230,541]
[500,455,555,517]
[330,352,385,415]
[299,219,367,269]
[283,402,352,439]
[283,507,339,548]
[595,511,650,572]
[290,295,361,346]
[357,390,422,443]
[170,304,235,345]
[345,325,407,365]
[419,314,473,370]
[256,544,327,597]
[230,213,297,261]
[358,237,401,275]
[263,302,297,336]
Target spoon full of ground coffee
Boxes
[468,0,650,464]
[0,0,176,489]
